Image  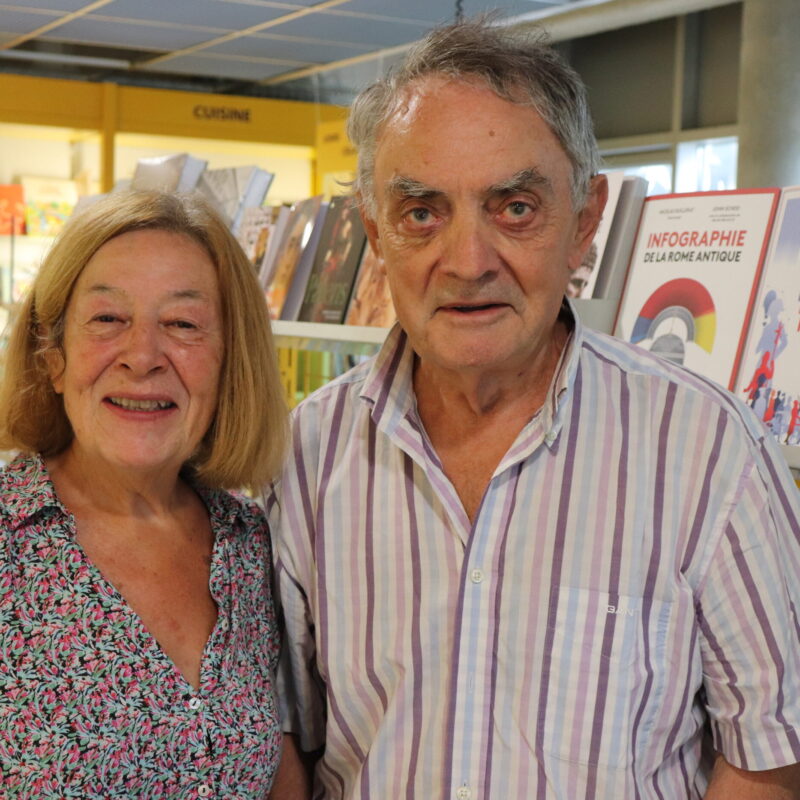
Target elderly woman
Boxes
[0,191,291,797]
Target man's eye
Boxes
[409,207,432,223]
[503,201,534,219]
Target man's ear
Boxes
[568,173,608,272]
[357,194,383,261]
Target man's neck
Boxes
[411,320,570,523]
[412,318,570,421]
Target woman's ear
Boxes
[40,328,65,394]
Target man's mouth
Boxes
[107,397,176,411]
[444,302,505,313]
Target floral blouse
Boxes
[0,455,281,799]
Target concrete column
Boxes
[737,0,800,188]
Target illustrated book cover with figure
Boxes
[733,186,800,447]
[20,176,79,236]
[614,189,780,390]
[297,195,367,324]
[264,195,324,319]
[279,201,330,321]
[344,244,396,328]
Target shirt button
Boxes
[188,697,203,710]
[456,786,472,800]
[545,430,557,443]
[197,785,213,798]
[470,568,484,584]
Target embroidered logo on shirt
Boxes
[606,604,637,617]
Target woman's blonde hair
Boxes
[0,190,288,491]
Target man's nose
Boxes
[440,214,499,280]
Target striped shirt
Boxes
[267,307,800,800]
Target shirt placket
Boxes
[446,510,500,800]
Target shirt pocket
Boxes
[541,585,672,771]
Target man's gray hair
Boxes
[347,18,600,216]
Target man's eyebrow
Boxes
[385,175,441,200]
[489,167,552,195]
[384,169,552,201]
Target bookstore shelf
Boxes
[272,320,387,356]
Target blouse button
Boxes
[188,697,203,710]
[197,784,213,798]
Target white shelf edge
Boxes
[780,444,800,473]
[272,320,389,355]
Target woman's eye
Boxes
[170,320,197,330]
[93,314,119,323]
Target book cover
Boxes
[197,165,274,232]
[297,195,367,324]
[236,205,275,267]
[264,195,324,319]
[614,189,780,390]
[0,184,26,235]
[280,202,329,321]
[131,153,207,192]
[733,186,800,447]
[20,175,79,236]
[344,244,396,328]
[258,205,291,289]
[592,175,648,300]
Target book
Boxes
[131,153,207,193]
[297,195,367,324]
[613,188,780,390]
[236,205,275,267]
[0,184,25,235]
[733,186,800,447]
[20,175,79,236]
[197,165,274,233]
[591,175,648,300]
[258,205,291,289]
[344,244,395,328]
[280,201,329,321]
[264,195,324,319]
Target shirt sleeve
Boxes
[265,412,328,753]
[696,437,800,770]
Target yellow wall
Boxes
[0,73,344,193]
[315,117,357,197]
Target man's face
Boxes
[362,76,605,379]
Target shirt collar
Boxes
[359,298,586,448]
[1,453,64,529]
[0,452,247,533]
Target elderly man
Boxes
[267,20,800,800]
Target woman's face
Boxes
[50,229,224,479]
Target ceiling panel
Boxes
[92,0,290,30]
[205,34,372,64]
[0,9,64,34]
[138,52,301,81]
[272,12,429,48]
[42,18,218,50]
[3,0,91,10]
[0,0,588,104]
